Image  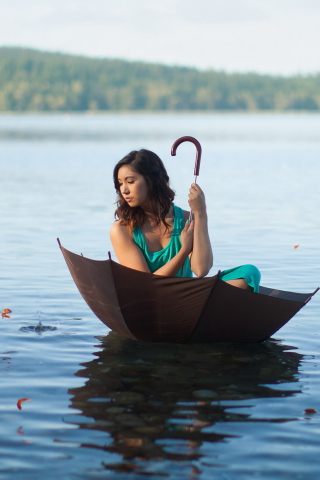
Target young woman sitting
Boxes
[110,149,260,292]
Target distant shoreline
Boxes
[1,47,320,113]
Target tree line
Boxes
[0,47,320,112]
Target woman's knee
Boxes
[243,264,261,284]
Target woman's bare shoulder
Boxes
[110,221,131,240]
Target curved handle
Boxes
[171,136,202,176]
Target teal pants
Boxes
[219,264,261,293]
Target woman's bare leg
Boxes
[225,278,249,290]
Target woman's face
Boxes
[117,165,150,209]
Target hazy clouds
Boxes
[1,0,320,74]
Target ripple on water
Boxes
[19,322,58,333]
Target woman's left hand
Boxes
[188,184,206,216]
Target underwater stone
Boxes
[192,390,219,399]
[108,391,145,404]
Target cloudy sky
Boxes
[1,0,320,75]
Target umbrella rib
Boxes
[184,270,221,342]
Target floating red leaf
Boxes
[294,245,300,249]
[17,398,32,410]
[304,408,318,414]
[2,309,12,318]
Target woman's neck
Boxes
[142,204,173,230]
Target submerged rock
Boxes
[108,391,145,405]
[192,389,219,399]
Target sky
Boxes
[1,0,320,75]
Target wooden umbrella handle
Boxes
[171,136,202,176]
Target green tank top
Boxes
[132,205,193,277]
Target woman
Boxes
[110,149,260,291]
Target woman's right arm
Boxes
[110,221,194,276]
[110,222,150,272]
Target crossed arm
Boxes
[110,221,195,277]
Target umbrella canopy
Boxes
[58,241,318,343]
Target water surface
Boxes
[1,113,320,480]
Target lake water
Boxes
[1,112,320,480]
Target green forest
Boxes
[1,47,320,111]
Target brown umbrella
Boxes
[57,240,318,343]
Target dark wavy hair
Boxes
[113,149,175,231]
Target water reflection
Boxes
[68,333,303,475]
